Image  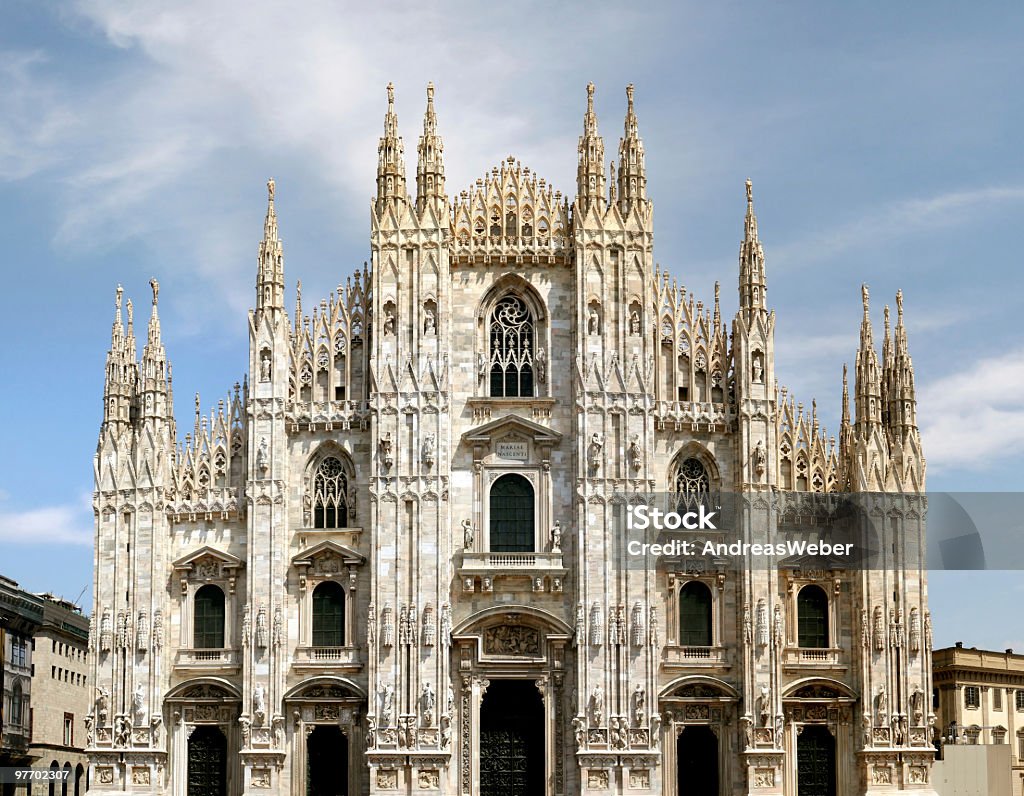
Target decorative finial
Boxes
[115,284,123,312]
[126,298,133,327]
[586,81,595,112]
[387,82,395,105]
[843,363,848,383]
[626,83,634,106]
[746,178,753,204]
[896,288,904,318]
[861,284,870,314]
[150,278,159,306]
[267,177,275,201]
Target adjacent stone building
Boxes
[87,83,936,795]
[0,577,91,796]
[933,644,1024,796]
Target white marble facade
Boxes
[87,83,936,795]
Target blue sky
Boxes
[0,2,1021,649]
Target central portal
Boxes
[306,725,348,796]
[676,725,719,796]
[479,679,545,796]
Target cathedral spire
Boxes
[854,284,883,434]
[140,278,172,423]
[617,84,647,212]
[415,82,446,215]
[887,289,918,435]
[256,178,285,319]
[376,82,408,210]
[577,82,606,213]
[738,179,767,318]
[102,284,136,431]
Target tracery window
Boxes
[488,296,534,398]
[313,457,349,529]
[312,581,346,647]
[193,585,225,649]
[679,581,712,646]
[674,457,710,513]
[797,585,829,648]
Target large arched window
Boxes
[489,474,535,552]
[313,456,349,529]
[674,457,711,513]
[488,296,534,398]
[797,585,829,648]
[312,581,346,647]
[193,584,226,649]
[679,581,713,646]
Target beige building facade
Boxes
[933,645,1024,796]
[87,83,936,795]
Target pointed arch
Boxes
[305,444,356,529]
[668,442,720,510]
[478,275,547,399]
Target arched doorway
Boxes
[188,725,227,796]
[676,725,718,795]
[796,725,836,796]
[479,680,544,796]
[306,725,348,796]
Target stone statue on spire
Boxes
[150,278,159,305]
[267,177,275,201]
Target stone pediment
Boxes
[172,546,244,575]
[291,540,365,570]
[462,413,562,446]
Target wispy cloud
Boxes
[775,185,1024,270]
[919,349,1024,470]
[0,494,93,546]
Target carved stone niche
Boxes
[291,540,365,594]
[172,546,244,595]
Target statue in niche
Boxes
[536,346,547,383]
[383,307,396,335]
[421,683,436,726]
[462,519,475,551]
[253,684,266,726]
[752,354,764,384]
[256,437,269,473]
[875,685,887,726]
[630,311,641,336]
[758,683,772,727]
[255,604,268,649]
[239,715,251,748]
[260,351,271,381]
[95,686,110,725]
[378,432,393,469]
[588,307,600,335]
[132,683,146,726]
[550,520,562,552]
[423,305,436,335]
[587,433,603,471]
[380,684,394,726]
[754,440,767,477]
[628,434,642,471]
[421,433,435,469]
[589,685,604,727]
[633,684,646,727]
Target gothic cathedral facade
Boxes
[87,83,936,796]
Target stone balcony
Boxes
[173,647,241,674]
[662,645,729,670]
[458,551,567,594]
[292,646,362,674]
[782,646,846,672]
